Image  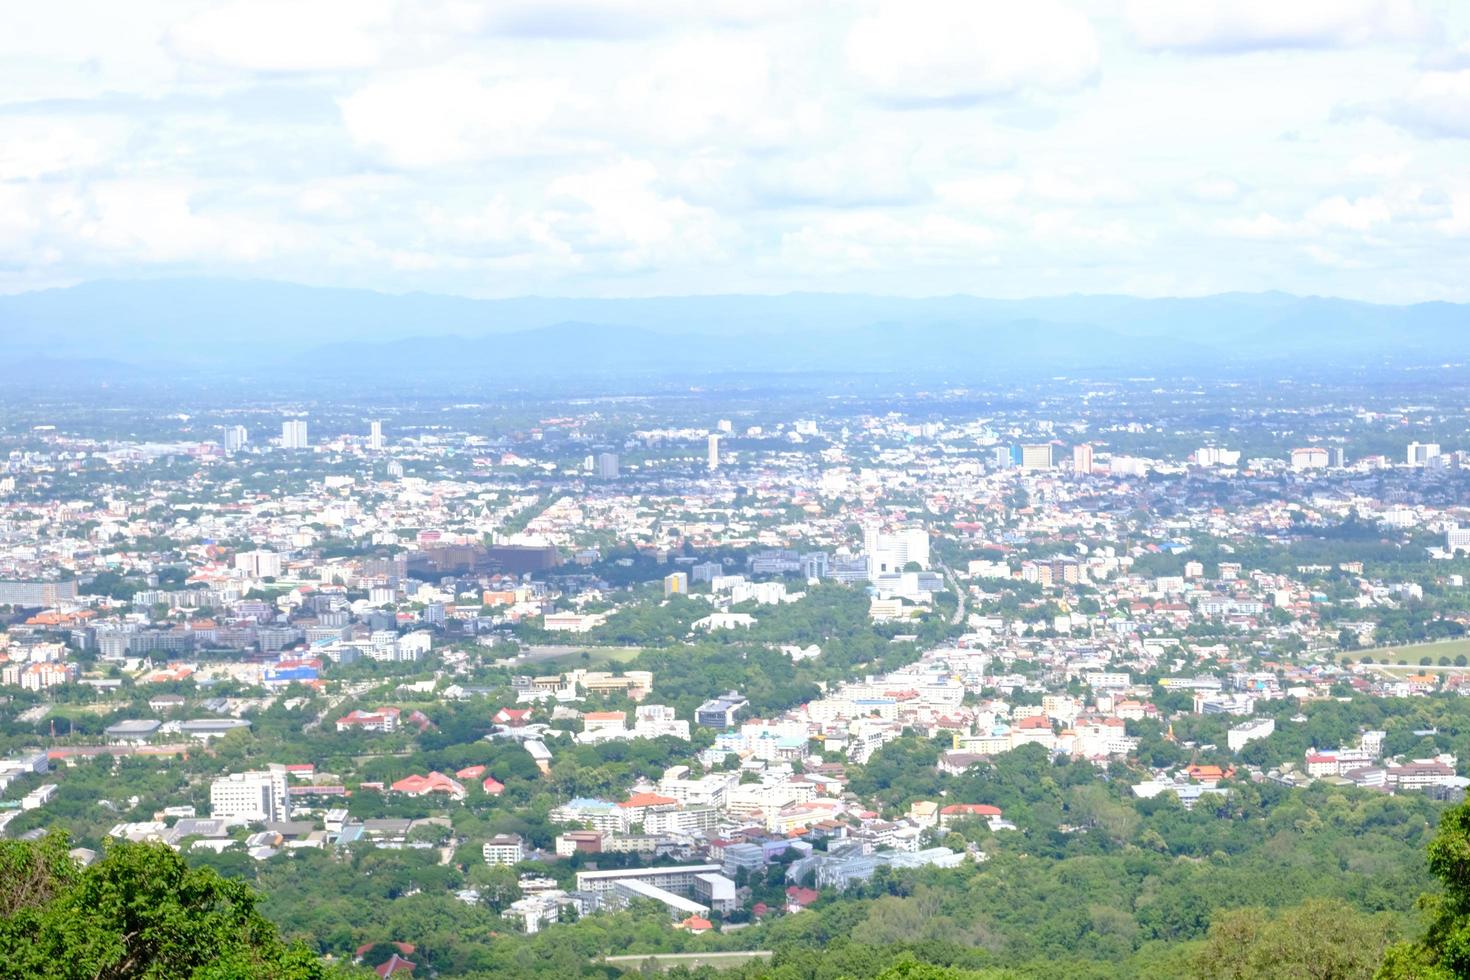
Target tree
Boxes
[1194,897,1395,979]
[467,863,520,913]
[1378,799,1470,979]
[0,832,343,979]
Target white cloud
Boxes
[1308,195,1392,231]
[1346,152,1412,176]
[1373,70,1470,138]
[0,117,129,180]
[780,211,999,273]
[845,0,1100,104]
[169,0,394,73]
[610,36,793,147]
[339,66,567,167]
[1185,176,1243,203]
[1125,0,1432,53]
[1218,212,1304,239]
[541,159,726,266]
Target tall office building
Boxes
[707,434,720,471]
[597,452,620,479]
[210,766,289,824]
[1072,444,1093,475]
[664,572,688,597]
[281,419,309,450]
[223,425,248,453]
[368,420,384,451]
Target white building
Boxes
[483,834,526,866]
[1228,717,1276,753]
[223,425,248,453]
[281,419,309,450]
[368,420,384,451]
[1408,441,1441,467]
[234,550,282,579]
[864,525,930,578]
[210,767,289,824]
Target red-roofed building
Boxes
[493,707,532,727]
[676,916,712,934]
[939,803,1004,830]
[337,707,402,733]
[376,953,416,977]
[390,771,466,800]
[482,776,505,795]
[785,886,819,909]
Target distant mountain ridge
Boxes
[0,278,1465,380]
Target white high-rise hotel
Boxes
[210,765,290,823]
[864,525,930,579]
[281,419,309,449]
[368,420,384,451]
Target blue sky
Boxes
[2,0,1469,301]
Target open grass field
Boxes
[519,645,643,671]
[602,951,774,972]
[1341,637,1470,668]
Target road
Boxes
[941,565,966,626]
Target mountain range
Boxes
[1,278,1465,383]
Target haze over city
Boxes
[6,4,1470,980]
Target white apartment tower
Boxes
[707,433,720,471]
[224,425,248,453]
[368,420,384,451]
[281,419,309,450]
[1072,444,1093,475]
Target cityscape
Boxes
[5,2,1470,979]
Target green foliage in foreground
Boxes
[0,832,353,979]
[7,795,1470,980]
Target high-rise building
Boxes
[234,550,282,578]
[224,425,248,453]
[210,766,289,824]
[1290,447,1328,471]
[368,420,384,451]
[664,572,688,597]
[1020,444,1054,471]
[1196,447,1241,467]
[717,419,732,433]
[281,419,309,450]
[1408,441,1441,467]
[864,525,930,578]
[597,452,620,479]
[707,434,720,471]
[1072,444,1093,475]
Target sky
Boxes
[2,0,1469,302]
